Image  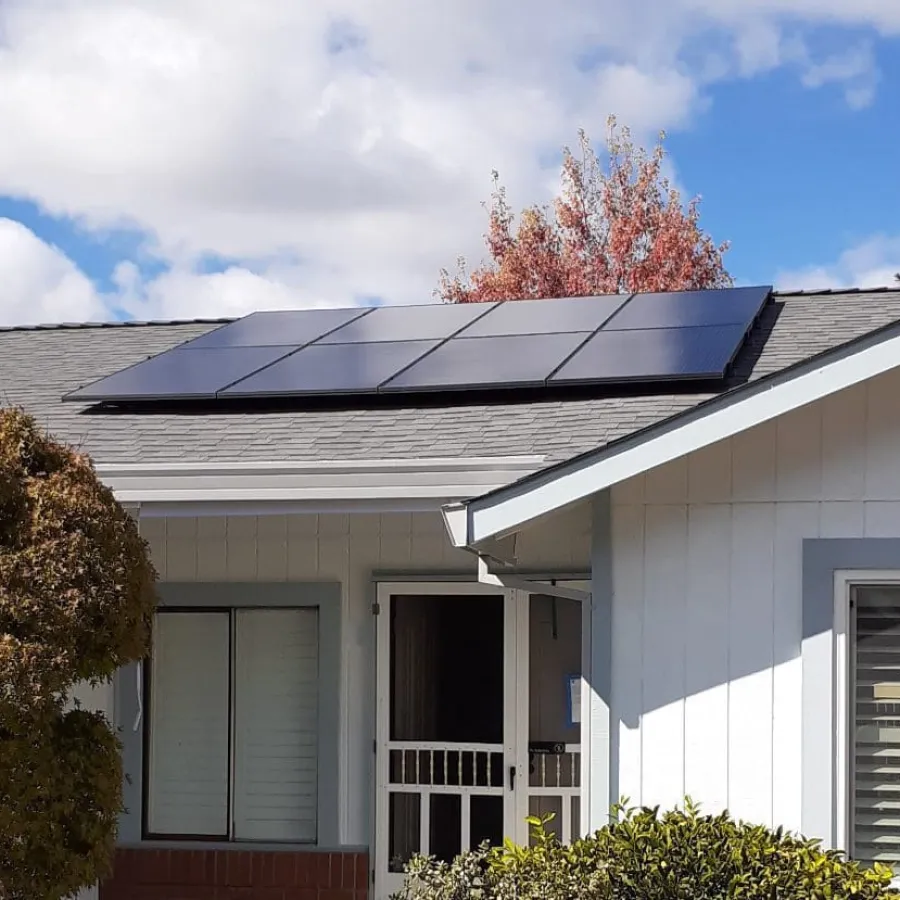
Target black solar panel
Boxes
[318,302,497,343]
[460,294,628,338]
[63,286,772,405]
[550,324,747,384]
[381,333,588,392]
[183,308,372,349]
[604,286,768,331]
[221,340,440,396]
[66,345,295,401]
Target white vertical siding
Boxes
[641,505,687,811]
[139,502,591,846]
[611,367,900,835]
[233,609,319,842]
[684,505,730,814]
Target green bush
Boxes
[394,800,899,900]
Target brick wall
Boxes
[99,847,369,900]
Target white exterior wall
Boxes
[136,503,591,846]
[610,367,900,834]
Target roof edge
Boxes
[445,313,900,548]
[97,454,546,507]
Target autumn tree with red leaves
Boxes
[439,117,731,303]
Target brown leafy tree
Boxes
[439,117,731,302]
[0,408,157,900]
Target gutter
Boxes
[95,456,545,515]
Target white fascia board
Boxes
[441,503,468,546]
[460,323,900,545]
[94,455,544,508]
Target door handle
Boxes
[509,765,516,790]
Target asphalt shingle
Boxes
[2,289,899,468]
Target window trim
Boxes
[116,582,342,849]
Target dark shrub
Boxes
[0,407,157,899]
[394,801,898,899]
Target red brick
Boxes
[320,890,354,900]
[284,889,317,900]
[340,853,355,889]
[100,847,369,899]
[132,848,165,884]
[213,849,230,885]
[186,849,211,885]
[223,887,254,900]
[315,853,332,887]
[272,851,297,886]
[355,853,369,890]
[296,852,314,887]
[250,850,272,885]
[226,850,253,887]
[169,849,193,884]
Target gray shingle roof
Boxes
[2,288,900,468]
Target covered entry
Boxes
[374,582,589,898]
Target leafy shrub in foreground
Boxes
[394,800,898,900]
[0,407,157,899]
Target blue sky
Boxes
[0,1,897,326]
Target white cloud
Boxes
[796,41,879,109]
[0,218,105,326]
[776,235,900,291]
[0,0,894,323]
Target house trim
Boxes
[589,491,612,831]
[445,318,900,547]
[801,540,900,848]
[117,581,342,848]
[96,456,545,507]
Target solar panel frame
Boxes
[65,345,300,402]
[181,307,374,349]
[220,339,442,397]
[602,286,770,332]
[380,332,591,392]
[316,301,499,344]
[458,294,630,338]
[548,323,748,385]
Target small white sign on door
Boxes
[567,675,581,726]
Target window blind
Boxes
[233,608,319,842]
[147,612,231,837]
[853,587,900,866]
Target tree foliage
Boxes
[396,801,898,900]
[0,407,157,900]
[439,118,731,303]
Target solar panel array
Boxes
[65,286,772,403]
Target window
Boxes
[146,608,319,842]
[851,585,900,867]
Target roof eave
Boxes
[97,455,546,513]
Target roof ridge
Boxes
[3,284,900,333]
[0,316,236,334]
[772,285,900,297]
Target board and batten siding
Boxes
[135,503,591,847]
[610,368,900,837]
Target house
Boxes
[3,285,900,899]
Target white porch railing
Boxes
[528,743,581,845]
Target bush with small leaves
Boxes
[0,407,157,900]
[394,800,899,900]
